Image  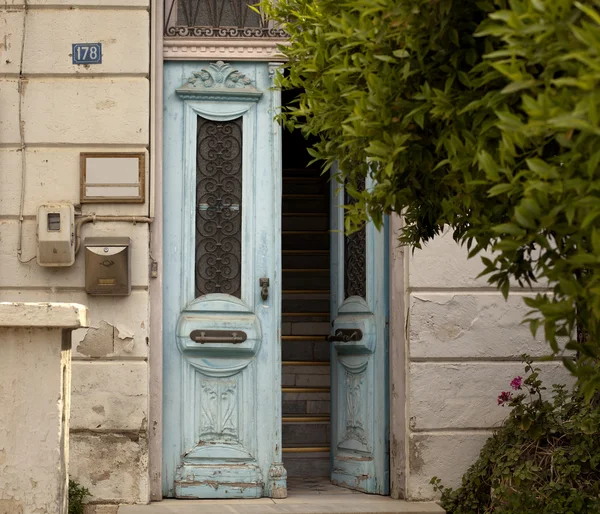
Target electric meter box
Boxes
[37,203,75,267]
[84,237,131,296]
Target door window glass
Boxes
[344,177,366,299]
[195,116,242,298]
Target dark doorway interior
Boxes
[280,89,332,478]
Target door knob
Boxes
[259,277,270,301]
[326,329,363,342]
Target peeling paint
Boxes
[77,321,114,358]
[90,470,111,485]
[83,506,118,514]
[0,499,23,514]
[409,435,429,474]
[95,99,116,110]
[0,33,11,53]
[337,454,373,462]
[412,295,479,342]
[76,321,135,357]
[116,326,134,340]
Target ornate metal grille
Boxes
[344,178,366,299]
[195,116,243,298]
[165,0,287,38]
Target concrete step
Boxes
[281,322,330,336]
[282,314,330,324]
[282,180,328,195]
[282,231,329,251]
[283,297,330,313]
[282,340,330,361]
[283,273,329,290]
[284,451,330,476]
[283,195,328,213]
[283,391,330,413]
[283,252,330,269]
[283,421,330,446]
[283,215,329,231]
[118,498,445,513]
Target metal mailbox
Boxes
[84,237,131,296]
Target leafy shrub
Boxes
[262,0,600,395]
[69,479,90,514]
[431,362,600,513]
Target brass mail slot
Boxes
[190,330,247,344]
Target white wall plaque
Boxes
[80,153,145,203]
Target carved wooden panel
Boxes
[199,379,239,442]
[344,370,366,445]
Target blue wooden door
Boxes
[162,61,286,499]
[330,172,389,494]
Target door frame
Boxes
[148,0,164,501]
[149,0,408,496]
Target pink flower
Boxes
[510,376,523,390]
[497,391,513,405]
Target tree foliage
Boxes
[261,0,600,395]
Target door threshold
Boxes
[119,479,444,514]
[119,498,444,513]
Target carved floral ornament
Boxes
[176,61,263,102]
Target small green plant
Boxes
[431,360,600,513]
[68,479,90,514]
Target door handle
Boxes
[259,277,270,301]
[190,330,247,344]
[326,329,363,343]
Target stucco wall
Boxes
[0,0,150,505]
[404,230,572,500]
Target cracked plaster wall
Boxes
[0,0,151,505]
[403,230,573,500]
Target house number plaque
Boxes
[72,43,102,65]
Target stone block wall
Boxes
[0,0,151,505]
[403,230,572,500]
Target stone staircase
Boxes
[281,167,331,478]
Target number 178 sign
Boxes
[72,43,102,65]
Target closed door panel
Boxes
[163,61,285,499]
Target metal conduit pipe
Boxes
[74,215,153,254]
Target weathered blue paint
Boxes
[163,61,284,499]
[329,169,390,494]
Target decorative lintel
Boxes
[164,38,288,62]
[176,61,263,102]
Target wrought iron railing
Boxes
[164,0,287,38]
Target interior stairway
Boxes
[281,166,331,477]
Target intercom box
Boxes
[37,203,75,267]
[84,237,131,296]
